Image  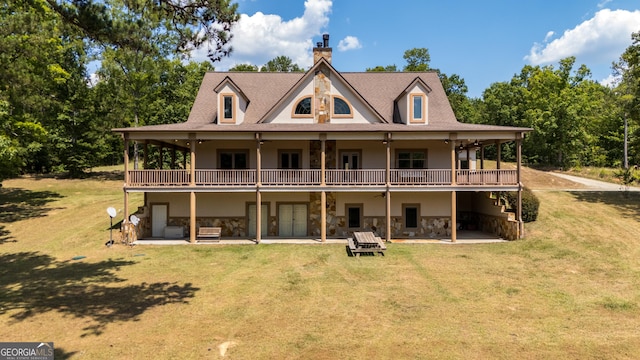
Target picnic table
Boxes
[348,231,386,257]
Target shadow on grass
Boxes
[0,225,15,244]
[0,252,198,337]
[0,188,64,244]
[0,188,64,223]
[54,347,78,359]
[568,191,640,219]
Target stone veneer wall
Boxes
[136,215,281,239]
[476,213,520,240]
[333,216,452,239]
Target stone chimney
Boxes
[313,34,332,64]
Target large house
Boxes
[113,35,531,243]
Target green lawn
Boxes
[1,169,640,359]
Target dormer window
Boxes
[332,96,353,118]
[220,93,236,123]
[293,96,313,117]
[410,94,425,123]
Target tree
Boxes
[260,56,304,72]
[613,31,640,165]
[42,0,239,62]
[229,63,259,72]
[403,48,430,71]
[366,65,398,72]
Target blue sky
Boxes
[191,0,640,98]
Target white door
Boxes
[151,204,167,238]
[248,204,268,237]
[340,151,360,169]
[278,204,307,237]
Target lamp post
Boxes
[106,207,116,246]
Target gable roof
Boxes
[257,58,387,124]
[114,67,531,135]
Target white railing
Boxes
[390,169,451,185]
[127,169,519,187]
[261,169,321,185]
[128,169,190,186]
[326,169,386,185]
[456,169,518,185]
[195,169,255,185]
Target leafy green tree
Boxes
[229,63,259,72]
[366,65,398,72]
[613,31,640,166]
[260,56,304,72]
[43,0,239,62]
[403,48,430,71]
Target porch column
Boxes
[256,134,262,243]
[480,145,485,170]
[516,134,523,238]
[450,135,457,185]
[320,134,326,185]
[189,134,196,186]
[143,141,148,169]
[321,191,326,242]
[190,191,196,243]
[256,190,262,243]
[450,136,457,243]
[385,133,391,242]
[496,140,501,169]
[466,147,470,169]
[123,135,130,223]
[124,135,130,185]
[189,134,196,243]
[320,134,326,242]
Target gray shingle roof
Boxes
[114,65,531,134]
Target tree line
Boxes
[1,1,639,182]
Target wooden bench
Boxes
[197,227,221,242]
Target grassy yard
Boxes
[1,168,640,359]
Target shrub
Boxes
[501,187,540,223]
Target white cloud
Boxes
[524,9,640,66]
[337,36,362,51]
[600,73,621,88]
[192,0,332,70]
[597,0,612,8]
[543,31,554,42]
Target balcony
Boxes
[126,168,518,189]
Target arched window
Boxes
[294,97,312,115]
[333,97,351,115]
[332,96,353,118]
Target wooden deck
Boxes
[126,169,518,188]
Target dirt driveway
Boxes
[547,172,640,192]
